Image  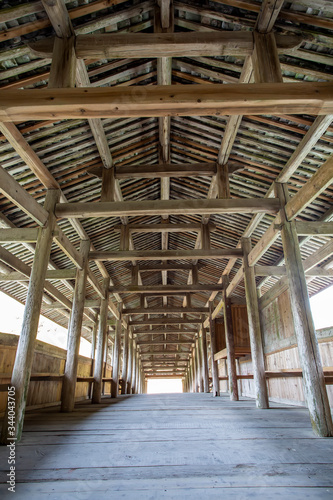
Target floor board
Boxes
[0,393,332,499]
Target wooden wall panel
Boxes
[231,305,250,348]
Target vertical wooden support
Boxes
[92,279,110,404]
[121,326,130,394]
[48,36,76,88]
[89,308,98,399]
[192,345,198,392]
[242,237,269,409]
[196,338,204,392]
[102,334,108,396]
[201,223,211,250]
[276,182,333,437]
[135,350,140,394]
[0,190,59,443]
[201,325,210,393]
[252,32,283,84]
[120,225,130,251]
[222,277,239,401]
[131,340,137,393]
[111,302,122,398]
[101,167,115,202]
[209,302,220,397]
[216,163,230,199]
[127,334,133,394]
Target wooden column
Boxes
[111,302,122,398]
[101,166,115,202]
[1,190,59,443]
[277,182,333,437]
[192,346,198,392]
[48,36,76,88]
[216,163,230,199]
[92,279,110,404]
[222,277,239,401]
[121,326,130,394]
[126,333,133,394]
[102,334,108,395]
[242,237,269,409]
[89,317,98,399]
[201,325,209,393]
[252,31,283,84]
[61,239,90,412]
[196,338,204,392]
[209,303,220,397]
[131,340,137,393]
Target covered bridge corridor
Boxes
[0,0,333,497]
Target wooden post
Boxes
[131,340,137,393]
[127,332,133,394]
[92,279,110,404]
[89,321,98,399]
[1,190,59,443]
[242,237,269,409]
[196,338,204,392]
[135,351,140,394]
[192,346,198,392]
[222,277,239,401]
[277,182,333,437]
[209,302,220,396]
[61,239,90,412]
[48,36,76,88]
[216,163,230,199]
[102,334,108,395]
[101,167,115,202]
[111,302,122,398]
[121,326,130,394]
[201,324,209,393]
[252,31,283,84]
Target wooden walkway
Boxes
[1,393,333,499]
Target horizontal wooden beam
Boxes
[115,162,217,179]
[129,317,203,326]
[0,228,39,243]
[114,223,216,233]
[0,268,77,282]
[30,32,302,59]
[295,221,333,236]
[56,199,280,219]
[91,249,243,262]
[1,83,333,122]
[44,299,101,310]
[109,284,224,294]
[255,265,333,277]
[139,351,190,356]
[137,264,199,272]
[133,329,197,335]
[123,307,209,315]
[137,340,194,345]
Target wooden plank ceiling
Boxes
[0,0,332,378]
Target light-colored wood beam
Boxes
[129,318,203,326]
[109,284,225,294]
[295,221,333,236]
[48,36,76,88]
[114,223,217,233]
[124,307,209,315]
[1,83,332,121]
[255,265,333,277]
[137,340,194,345]
[115,162,217,178]
[90,248,243,262]
[0,228,39,243]
[0,268,77,282]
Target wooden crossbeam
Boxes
[123,307,209,315]
[255,265,333,277]
[91,249,243,262]
[137,264,200,271]
[295,221,333,236]
[114,223,216,233]
[139,351,190,356]
[115,162,217,178]
[130,317,202,326]
[1,83,333,122]
[0,269,77,282]
[0,228,40,243]
[30,32,302,59]
[56,199,280,219]
[109,284,225,294]
[137,340,194,345]
[133,329,197,335]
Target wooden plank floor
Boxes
[1,393,333,499]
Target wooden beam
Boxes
[30,32,302,59]
[295,221,333,236]
[53,228,84,270]
[0,228,39,243]
[115,223,217,234]
[115,162,217,178]
[0,268,77,282]
[109,284,225,294]
[56,199,280,219]
[132,329,197,335]
[252,32,283,83]
[124,306,209,315]
[256,0,285,33]
[0,190,59,444]
[138,264,199,271]
[129,317,203,326]
[140,351,190,356]
[137,340,194,345]
[48,36,76,88]
[255,265,333,277]
[91,248,243,262]
[61,239,90,412]
[1,83,333,122]
[277,183,333,437]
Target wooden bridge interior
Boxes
[0,0,333,497]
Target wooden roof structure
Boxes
[0,0,333,404]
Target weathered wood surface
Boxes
[0,393,332,499]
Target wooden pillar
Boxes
[201,325,210,393]
[102,334,108,396]
[61,239,90,412]
[101,166,115,202]
[90,320,98,400]
[126,332,133,394]
[135,351,140,394]
[222,277,239,401]
[252,31,283,84]
[196,338,204,392]
[277,182,333,437]
[216,163,230,199]
[92,279,110,404]
[121,326,130,394]
[111,302,122,398]
[0,190,59,443]
[242,237,269,409]
[192,346,198,392]
[131,340,137,393]
[209,303,220,397]
[48,36,76,88]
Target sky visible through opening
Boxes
[0,285,332,393]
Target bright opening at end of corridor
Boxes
[147,378,183,394]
